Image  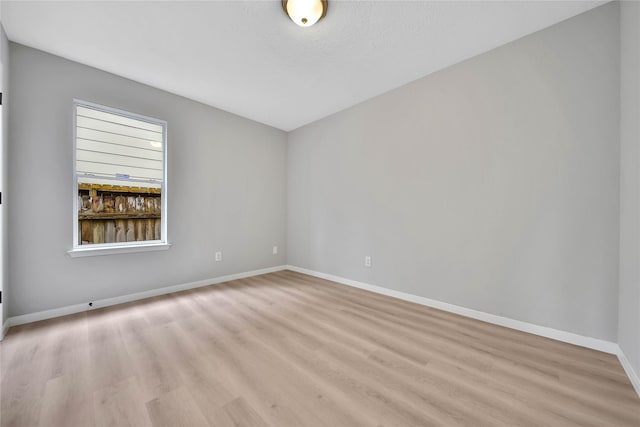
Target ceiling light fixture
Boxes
[282,0,327,27]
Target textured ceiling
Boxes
[1,1,606,131]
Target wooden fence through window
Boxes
[78,183,161,245]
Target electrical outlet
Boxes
[273,246,278,255]
[215,251,223,262]
[365,256,372,268]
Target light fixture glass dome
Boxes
[283,0,327,27]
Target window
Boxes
[71,100,168,255]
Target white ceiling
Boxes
[1,0,606,131]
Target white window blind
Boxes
[75,105,164,188]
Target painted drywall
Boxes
[8,44,287,316]
[288,3,620,341]
[619,0,640,380]
[1,25,8,325]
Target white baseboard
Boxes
[617,347,640,398]
[7,265,287,328]
[286,265,620,355]
[0,318,9,341]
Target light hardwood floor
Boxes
[1,270,639,426]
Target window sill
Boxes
[67,242,171,258]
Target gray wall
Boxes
[1,25,8,325]
[619,0,640,377]
[288,3,620,341]
[8,44,287,317]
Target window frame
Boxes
[69,99,169,257]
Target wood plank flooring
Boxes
[1,270,639,426]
